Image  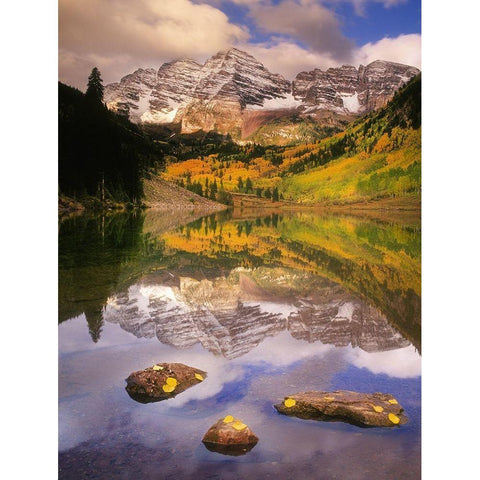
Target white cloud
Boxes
[345,0,408,16]
[241,33,420,80]
[348,344,421,378]
[59,0,420,89]
[59,0,248,89]
[218,0,408,16]
[249,0,355,61]
[356,34,421,69]
[239,40,341,79]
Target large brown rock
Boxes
[125,362,206,404]
[274,390,407,427]
[202,416,259,456]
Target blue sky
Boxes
[218,0,421,47]
[333,1,421,44]
[59,0,422,89]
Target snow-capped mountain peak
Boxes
[104,49,419,137]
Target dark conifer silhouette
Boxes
[86,67,104,104]
[59,76,161,205]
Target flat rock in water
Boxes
[274,390,407,427]
[125,362,206,403]
[202,416,259,456]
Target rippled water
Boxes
[59,209,421,479]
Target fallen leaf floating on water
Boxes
[195,373,204,381]
[284,398,296,408]
[152,365,163,371]
[162,384,176,393]
[223,415,234,423]
[388,399,398,405]
[166,377,178,387]
[232,421,247,431]
[388,413,400,424]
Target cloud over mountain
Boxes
[59,0,248,88]
[59,0,420,90]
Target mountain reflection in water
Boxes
[58,208,421,480]
[104,269,410,359]
[59,209,420,352]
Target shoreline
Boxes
[59,190,420,226]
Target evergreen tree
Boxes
[211,179,218,195]
[245,177,253,193]
[86,67,104,104]
[58,81,159,204]
[272,187,279,202]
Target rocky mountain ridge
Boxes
[104,48,419,139]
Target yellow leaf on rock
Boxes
[284,398,296,408]
[388,413,400,424]
[166,377,178,387]
[373,405,384,413]
[223,415,234,423]
[162,384,175,393]
[152,365,163,371]
[195,373,204,381]
[232,421,247,431]
[324,396,335,401]
[388,399,398,405]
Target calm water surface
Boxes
[59,209,421,479]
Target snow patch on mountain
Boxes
[136,92,152,116]
[341,92,361,113]
[141,108,178,123]
[247,93,302,111]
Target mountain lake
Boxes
[58,208,421,479]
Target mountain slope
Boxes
[143,175,227,212]
[279,75,421,205]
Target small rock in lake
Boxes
[274,390,407,427]
[202,416,259,456]
[125,362,206,403]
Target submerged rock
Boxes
[202,416,259,456]
[274,390,407,427]
[125,362,206,403]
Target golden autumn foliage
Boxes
[157,210,420,348]
[161,75,420,205]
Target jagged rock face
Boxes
[181,49,290,134]
[181,99,244,136]
[105,48,290,134]
[103,269,410,358]
[104,48,419,137]
[293,60,420,114]
[104,60,202,123]
[359,60,420,111]
[146,59,203,123]
[104,68,158,121]
[192,49,290,107]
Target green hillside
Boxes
[280,75,421,205]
